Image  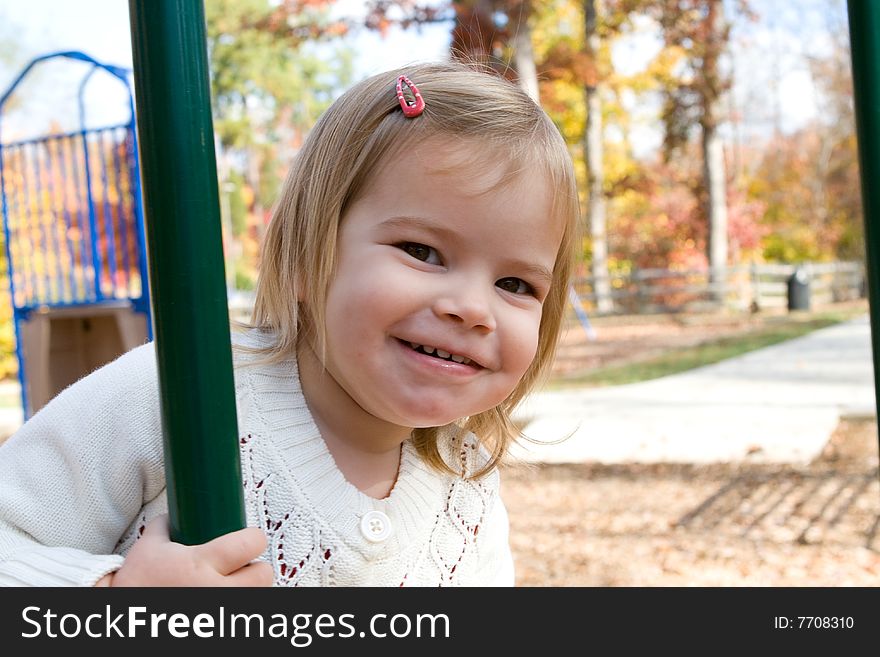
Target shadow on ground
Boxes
[502,417,880,586]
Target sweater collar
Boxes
[234,328,452,554]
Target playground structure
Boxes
[0,51,151,419]
[0,14,242,544]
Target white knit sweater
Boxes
[0,329,514,586]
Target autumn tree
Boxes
[535,0,646,312]
[648,0,740,301]
[205,0,354,286]
[748,9,861,263]
[800,1,862,261]
[365,1,542,98]
[581,0,613,311]
[717,0,860,265]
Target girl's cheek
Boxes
[506,317,541,372]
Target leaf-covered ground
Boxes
[502,418,880,586]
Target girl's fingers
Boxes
[199,527,268,575]
[118,517,271,586]
[226,560,274,587]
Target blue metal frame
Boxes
[0,51,152,417]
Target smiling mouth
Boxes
[401,340,477,366]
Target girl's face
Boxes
[310,140,564,431]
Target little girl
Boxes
[0,61,578,586]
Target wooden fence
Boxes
[569,261,865,317]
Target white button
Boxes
[360,510,393,543]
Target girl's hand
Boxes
[97,515,273,587]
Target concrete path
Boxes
[511,316,876,465]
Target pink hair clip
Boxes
[396,75,425,118]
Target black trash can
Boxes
[787,267,811,311]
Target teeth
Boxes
[406,341,472,365]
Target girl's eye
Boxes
[399,242,441,265]
[496,277,533,296]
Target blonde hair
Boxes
[249,61,579,477]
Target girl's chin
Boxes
[376,394,503,429]
[397,407,493,430]
[401,416,461,430]
[384,407,465,430]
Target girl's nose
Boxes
[432,292,497,332]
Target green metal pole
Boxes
[127,0,245,545]
[848,1,880,452]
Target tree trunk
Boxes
[702,0,728,304]
[511,3,540,102]
[584,0,613,313]
[703,120,728,302]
